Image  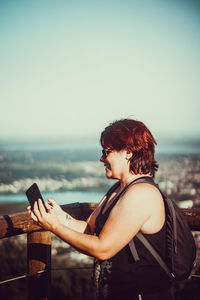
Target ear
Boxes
[125,150,132,160]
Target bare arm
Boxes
[31,183,165,260]
[46,198,104,234]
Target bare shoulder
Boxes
[110,182,165,235]
[119,182,163,209]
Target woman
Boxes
[28,119,172,300]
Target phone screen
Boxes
[26,183,47,211]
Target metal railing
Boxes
[0,203,200,300]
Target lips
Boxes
[104,164,110,170]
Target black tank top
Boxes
[93,180,171,300]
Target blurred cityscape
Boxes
[0,148,200,209]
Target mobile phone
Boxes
[26,183,47,211]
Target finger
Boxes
[33,199,41,219]
[38,198,46,215]
[30,211,38,222]
[45,202,53,213]
[48,199,59,208]
[46,202,51,209]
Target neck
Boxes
[120,173,151,188]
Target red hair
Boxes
[100,119,158,177]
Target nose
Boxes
[100,155,105,163]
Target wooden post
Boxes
[27,230,51,300]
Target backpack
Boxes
[119,176,196,281]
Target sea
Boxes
[0,191,104,205]
[0,133,199,205]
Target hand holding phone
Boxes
[26,183,48,212]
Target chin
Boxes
[105,173,112,179]
[105,169,113,179]
[105,171,117,180]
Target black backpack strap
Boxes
[126,176,175,279]
[136,232,174,279]
[99,181,120,215]
[129,239,140,262]
[99,177,151,218]
[101,177,154,216]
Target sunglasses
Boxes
[102,149,112,159]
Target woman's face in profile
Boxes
[100,149,130,180]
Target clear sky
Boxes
[0,0,200,139]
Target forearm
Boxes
[65,214,91,234]
[52,223,102,258]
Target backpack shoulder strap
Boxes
[101,176,154,215]
[99,181,120,215]
[126,176,175,280]
[136,232,174,279]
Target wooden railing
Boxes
[0,203,200,300]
